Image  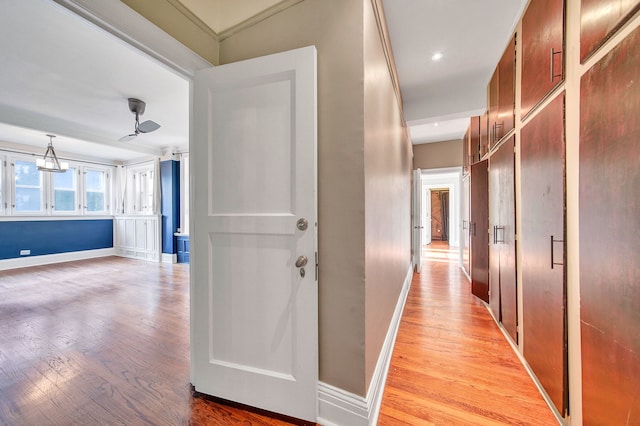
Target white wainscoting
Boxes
[114,215,161,262]
[317,263,413,425]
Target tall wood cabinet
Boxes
[489,36,516,149]
[521,0,565,118]
[470,160,489,303]
[580,0,640,61]
[580,25,640,425]
[462,175,471,277]
[488,136,517,342]
[521,94,567,415]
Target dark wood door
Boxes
[470,160,489,303]
[580,25,640,425]
[489,137,517,341]
[488,69,499,150]
[462,175,471,276]
[480,111,489,158]
[581,0,640,62]
[521,93,566,414]
[470,116,480,164]
[497,35,515,140]
[521,0,564,117]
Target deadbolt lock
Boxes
[297,218,308,231]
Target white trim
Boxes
[162,253,177,264]
[318,263,413,426]
[51,0,212,79]
[0,248,115,271]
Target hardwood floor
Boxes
[0,257,298,426]
[0,249,556,425]
[378,242,557,425]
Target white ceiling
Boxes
[0,0,528,163]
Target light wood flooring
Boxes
[0,247,556,425]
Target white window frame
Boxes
[83,166,112,215]
[11,155,46,216]
[127,162,155,214]
[51,165,80,215]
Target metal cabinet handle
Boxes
[494,226,505,244]
[550,48,563,82]
[550,235,564,269]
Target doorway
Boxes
[430,189,450,243]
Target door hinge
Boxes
[315,251,319,282]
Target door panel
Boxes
[488,70,499,149]
[580,26,640,424]
[521,0,565,117]
[580,0,640,62]
[470,160,489,303]
[470,116,480,164]
[192,46,317,422]
[497,36,515,140]
[498,137,517,342]
[480,111,489,158]
[521,94,566,414]
[413,169,423,273]
[462,175,471,276]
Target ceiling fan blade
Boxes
[119,133,138,142]
[138,120,161,133]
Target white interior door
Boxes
[192,46,318,422]
[413,169,423,272]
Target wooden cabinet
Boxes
[581,0,640,62]
[470,160,489,303]
[580,25,640,425]
[462,175,471,277]
[488,36,516,148]
[521,93,566,415]
[479,111,489,158]
[521,0,565,118]
[463,125,471,173]
[488,136,517,342]
[469,116,481,164]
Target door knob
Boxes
[295,255,308,268]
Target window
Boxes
[53,168,77,213]
[134,169,154,213]
[14,160,43,213]
[84,168,109,213]
[0,158,4,215]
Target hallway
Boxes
[378,242,558,425]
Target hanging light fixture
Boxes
[37,134,69,173]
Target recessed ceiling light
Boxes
[434,122,439,127]
[431,52,444,61]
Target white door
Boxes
[413,169,423,272]
[192,46,318,422]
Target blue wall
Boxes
[160,160,180,254]
[0,219,113,260]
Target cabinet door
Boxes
[521,93,566,414]
[489,137,517,341]
[581,0,640,62]
[470,160,489,303]
[488,69,500,150]
[470,116,481,164]
[480,111,489,158]
[580,26,640,425]
[521,0,565,117]
[463,126,471,173]
[497,36,516,139]
[462,175,471,276]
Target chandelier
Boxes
[36,134,69,173]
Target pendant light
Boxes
[36,134,69,173]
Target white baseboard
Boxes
[0,248,116,271]
[318,263,413,426]
[162,253,177,264]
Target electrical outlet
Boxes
[19,249,30,256]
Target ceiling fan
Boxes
[119,98,161,142]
